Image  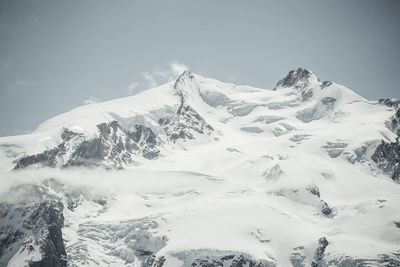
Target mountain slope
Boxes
[0,68,400,267]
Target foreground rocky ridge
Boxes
[0,184,66,267]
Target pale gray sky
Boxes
[0,0,399,136]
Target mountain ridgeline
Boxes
[1,68,400,267]
[12,68,400,180]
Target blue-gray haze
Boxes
[0,0,399,136]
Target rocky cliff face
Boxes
[0,192,66,267]
[273,68,332,102]
[371,98,400,181]
[14,121,160,169]
[163,71,214,142]
[372,139,400,181]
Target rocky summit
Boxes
[0,68,400,266]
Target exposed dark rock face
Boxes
[290,246,306,267]
[358,98,400,181]
[372,139,400,181]
[164,71,214,143]
[321,202,333,216]
[321,81,332,89]
[274,68,316,101]
[14,121,160,169]
[306,184,320,198]
[274,68,313,91]
[164,102,214,142]
[379,98,400,109]
[0,200,67,267]
[14,146,61,169]
[321,97,336,111]
[306,185,333,217]
[142,255,166,267]
[311,237,329,267]
[173,250,275,267]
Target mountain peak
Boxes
[274,67,319,91]
[273,67,321,101]
[173,70,194,90]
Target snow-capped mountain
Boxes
[0,68,400,266]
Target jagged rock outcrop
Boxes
[369,99,400,180]
[305,185,333,216]
[163,102,214,142]
[14,121,160,169]
[311,237,329,267]
[290,246,306,267]
[0,199,66,267]
[274,68,318,101]
[321,97,336,111]
[172,250,275,267]
[274,68,314,91]
[190,254,274,267]
[379,98,400,109]
[372,139,400,181]
[163,71,214,142]
[320,81,332,89]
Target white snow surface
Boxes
[0,70,400,266]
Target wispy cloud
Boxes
[6,79,35,93]
[140,72,158,88]
[128,61,188,95]
[227,74,236,82]
[128,82,140,94]
[84,97,100,105]
[170,61,188,76]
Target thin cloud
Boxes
[7,79,35,93]
[228,74,236,82]
[140,72,158,88]
[84,97,100,105]
[170,61,188,76]
[128,82,140,94]
[128,61,189,94]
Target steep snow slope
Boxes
[0,68,400,267]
